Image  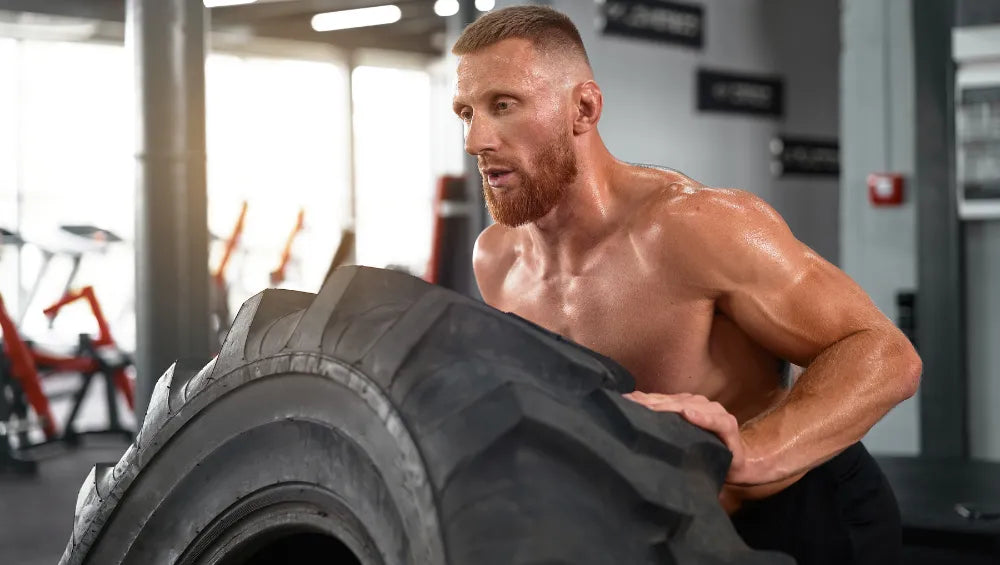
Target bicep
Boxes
[718,251,883,367]
[705,198,889,366]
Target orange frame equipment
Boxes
[209,201,249,350]
[213,200,248,287]
[0,293,58,439]
[41,286,135,410]
[270,208,305,286]
[0,286,134,445]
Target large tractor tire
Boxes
[60,266,792,565]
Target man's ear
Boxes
[573,80,603,135]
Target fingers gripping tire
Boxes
[61,266,793,565]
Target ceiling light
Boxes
[204,0,257,7]
[475,0,495,11]
[434,0,460,17]
[311,5,402,32]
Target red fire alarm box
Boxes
[868,173,905,206]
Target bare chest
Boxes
[494,252,716,391]
[489,250,786,420]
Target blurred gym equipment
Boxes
[0,287,135,475]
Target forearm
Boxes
[736,328,920,485]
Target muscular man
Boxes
[452,6,920,565]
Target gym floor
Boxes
[0,439,129,565]
[0,375,133,564]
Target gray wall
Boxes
[495,0,841,262]
[762,0,841,263]
[840,0,920,455]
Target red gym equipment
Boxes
[0,286,135,474]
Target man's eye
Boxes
[460,110,472,121]
[496,101,510,111]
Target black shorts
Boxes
[730,442,902,565]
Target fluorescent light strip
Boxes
[204,0,257,7]
[311,5,402,32]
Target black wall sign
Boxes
[769,136,840,177]
[697,69,783,117]
[600,0,704,48]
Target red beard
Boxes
[481,132,577,227]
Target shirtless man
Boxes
[452,6,921,565]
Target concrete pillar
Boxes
[126,0,211,419]
[913,0,964,458]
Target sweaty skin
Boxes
[454,38,921,511]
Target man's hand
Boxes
[623,391,754,486]
[623,391,811,515]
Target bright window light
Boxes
[475,0,495,11]
[434,0,459,17]
[205,55,351,295]
[352,65,434,275]
[204,0,257,7]
[311,5,402,32]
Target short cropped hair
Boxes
[452,5,590,67]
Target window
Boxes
[352,65,434,275]
[14,39,134,345]
[1,35,462,352]
[205,53,351,307]
[3,38,353,349]
[0,38,19,316]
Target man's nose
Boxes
[464,116,499,156]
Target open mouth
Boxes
[484,169,514,188]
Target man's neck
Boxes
[525,147,627,273]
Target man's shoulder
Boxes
[472,224,518,301]
[632,173,770,239]
[474,223,516,263]
[629,176,790,282]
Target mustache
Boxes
[478,160,517,171]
